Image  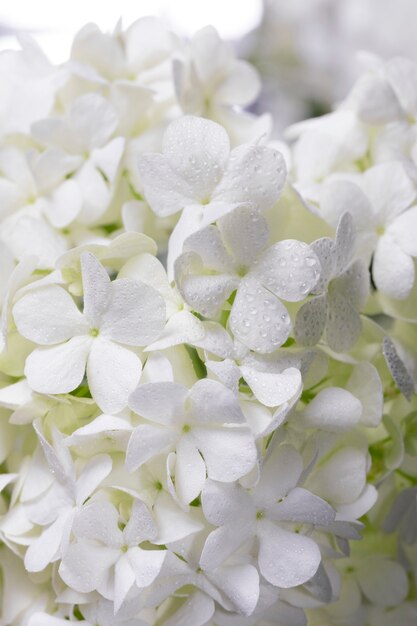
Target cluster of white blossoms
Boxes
[0,17,416,626]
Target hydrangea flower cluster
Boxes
[0,18,416,626]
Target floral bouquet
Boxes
[0,16,416,626]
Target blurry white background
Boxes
[0,0,263,61]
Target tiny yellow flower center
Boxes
[90,328,99,337]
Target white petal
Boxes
[45,179,83,228]
[272,487,335,526]
[124,499,157,545]
[145,310,205,351]
[153,491,204,544]
[25,335,91,394]
[332,258,370,310]
[101,278,166,346]
[80,251,111,328]
[69,93,118,149]
[230,277,291,353]
[200,523,254,573]
[184,224,235,272]
[87,338,142,414]
[309,237,336,292]
[240,365,302,408]
[256,444,303,505]
[308,447,367,505]
[373,234,415,299]
[163,116,230,202]
[189,379,244,424]
[294,296,327,347]
[59,539,119,593]
[128,382,188,425]
[76,454,112,507]
[163,591,214,626]
[388,206,417,256]
[257,520,321,588]
[175,437,206,504]
[347,362,383,427]
[24,512,71,572]
[357,557,408,607]
[13,285,87,344]
[209,563,259,616]
[201,480,254,527]
[127,546,166,587]
[320,179,374,231]
[178,270,239,318]
[335,212,356,274]
[126,425,175,472]
[214,143,286,211]
[363,161,416,222]
[217,204,269,268]
[114,554,136,614]
[193,426,257,482]
[137,153,196,217]
[383,337,414,401]
[326,290,362,352]
[253,240,321,301]
[216,60,260,106]
[300,387,362,432]
[73,501,122,546]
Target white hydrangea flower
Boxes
[173,26,269,145]
[126,378,257,504]
[295,212,369,352]
[200,443,335,589]
[13,252,166,412]
[137,115,286,272]
[60,499,167,612]
[23,424,112,573]
[319,162,417,299]
[32,93,125,225]
[175,204,321,352]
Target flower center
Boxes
[90,327,99,337]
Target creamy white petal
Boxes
[59,540,119,593]
[126,425,175,472]
[80,251,111,328]
[163,116,230,202]
[137,153,196,217]
[230,277,291,353]
[163,591,215,626]
[294,295,327,347]
[114,554,136,614]
[128,382,188,425]
[388,206,417,256]
[357,557,408,607]
[73,501,122,546]
[175,437,206,504]
[101,278,166,346]
[300,387,363,432]
[25,335,91,394]
[214,143,286,211]
[240,365,302,408]
[256,444,303,505]
[253,240,321,301]
[87,338,142,414]
[127,546,166,588]
[373,233,415,299]
[189,379,245,424]
[363,162,416,222]
[257,520,321,588]
[217,204,269,268]
[75,454,112,507]
[13,285,88,345]
[326,290,362,352]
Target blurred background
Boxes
[1,0,416,135]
